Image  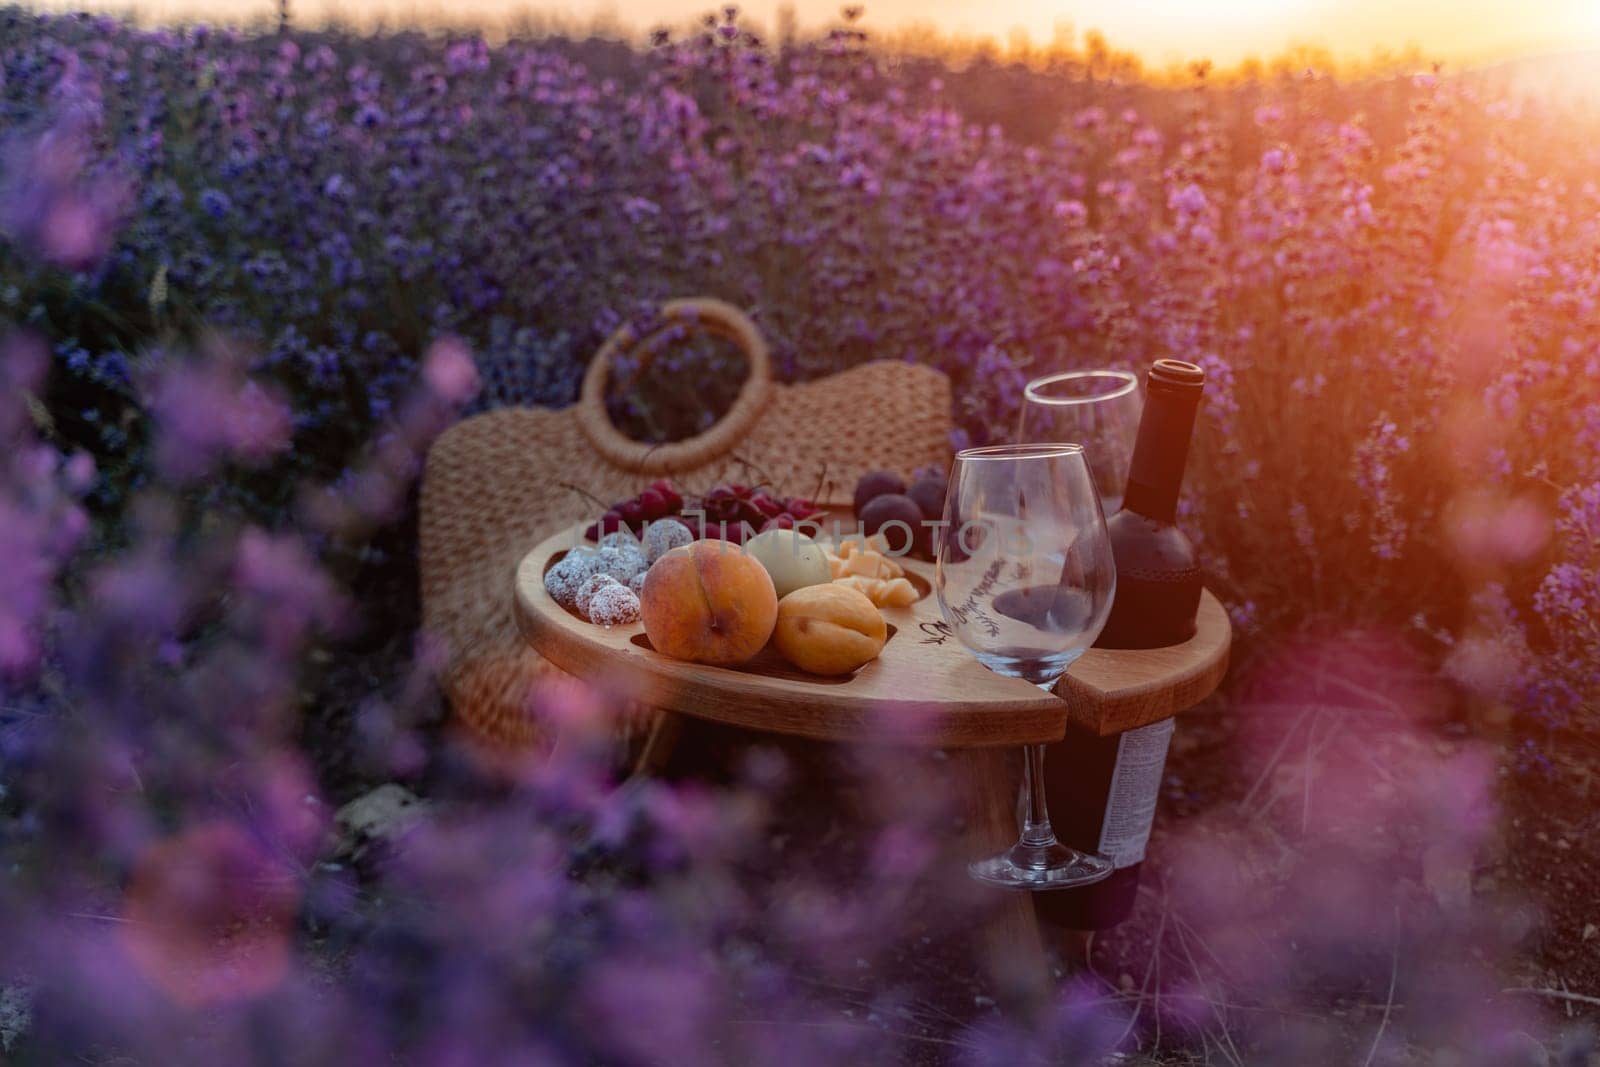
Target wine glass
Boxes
[936,443,1118,889]
[1020,370,1142,514]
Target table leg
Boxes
[946,746,1054,1011]
[626,709,683,780]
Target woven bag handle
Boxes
[576,297,774,474]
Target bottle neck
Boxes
[1121,380,1202,524]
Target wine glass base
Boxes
[968,842,1114,891]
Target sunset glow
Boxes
[68,0,1600,66]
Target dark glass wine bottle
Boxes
[1095,358,1206,649]
[1037,358,1205,932]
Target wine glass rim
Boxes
[955,442,1085,461]
[1023,369,1139,405]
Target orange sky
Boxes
[72,0,1600,66]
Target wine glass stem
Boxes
[1019,743,1059,849]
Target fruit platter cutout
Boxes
[521,468,1097,748]
[515,468,1232,747]
[547,470,948,674]
[538,537,930,689]
[518,526,1081,747]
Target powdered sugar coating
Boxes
[575,573,621,619]
[628,570,647,596]
[598,530,640,552]
[597,544,647,584]
[587,584,641,627]
[544,550,605,610]
[642,518,695,564]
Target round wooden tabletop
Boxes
[512,522,1231,748]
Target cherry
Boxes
[705,518,755,544]
[760,514,796,532]
[598,510,627,535]
[617,499,645,525]
[748,492,783,518]
[637,488,670,520]
[649,478,676,495]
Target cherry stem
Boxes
[558,482,612,510]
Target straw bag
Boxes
[419,298,952,751]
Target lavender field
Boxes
[2,6,1599,1063]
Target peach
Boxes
[639,540,778,666]
[772,583,887,676]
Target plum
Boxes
[907,475,948,521]
[859,493,927,556]
[852,470,906,516]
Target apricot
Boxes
[640,540,778,666]
[772,583,887,676]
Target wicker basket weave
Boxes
[419,298,952,750]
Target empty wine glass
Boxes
[936,443,1118,889]
[1020,370,1142,513]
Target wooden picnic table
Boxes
[512,515,1231,1001]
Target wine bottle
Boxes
[1095,358,1206,649]
[1036,358,1204,932]
[1037,718,1175,929]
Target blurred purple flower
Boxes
[422,336,480,405]
[0,120,130,269]
[149,361,291,480]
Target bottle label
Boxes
[1096,718,1175,867]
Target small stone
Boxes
[576,573,622,619]
[0,985,32,1054]
[588,584,641,627]
[335,784,428,856]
